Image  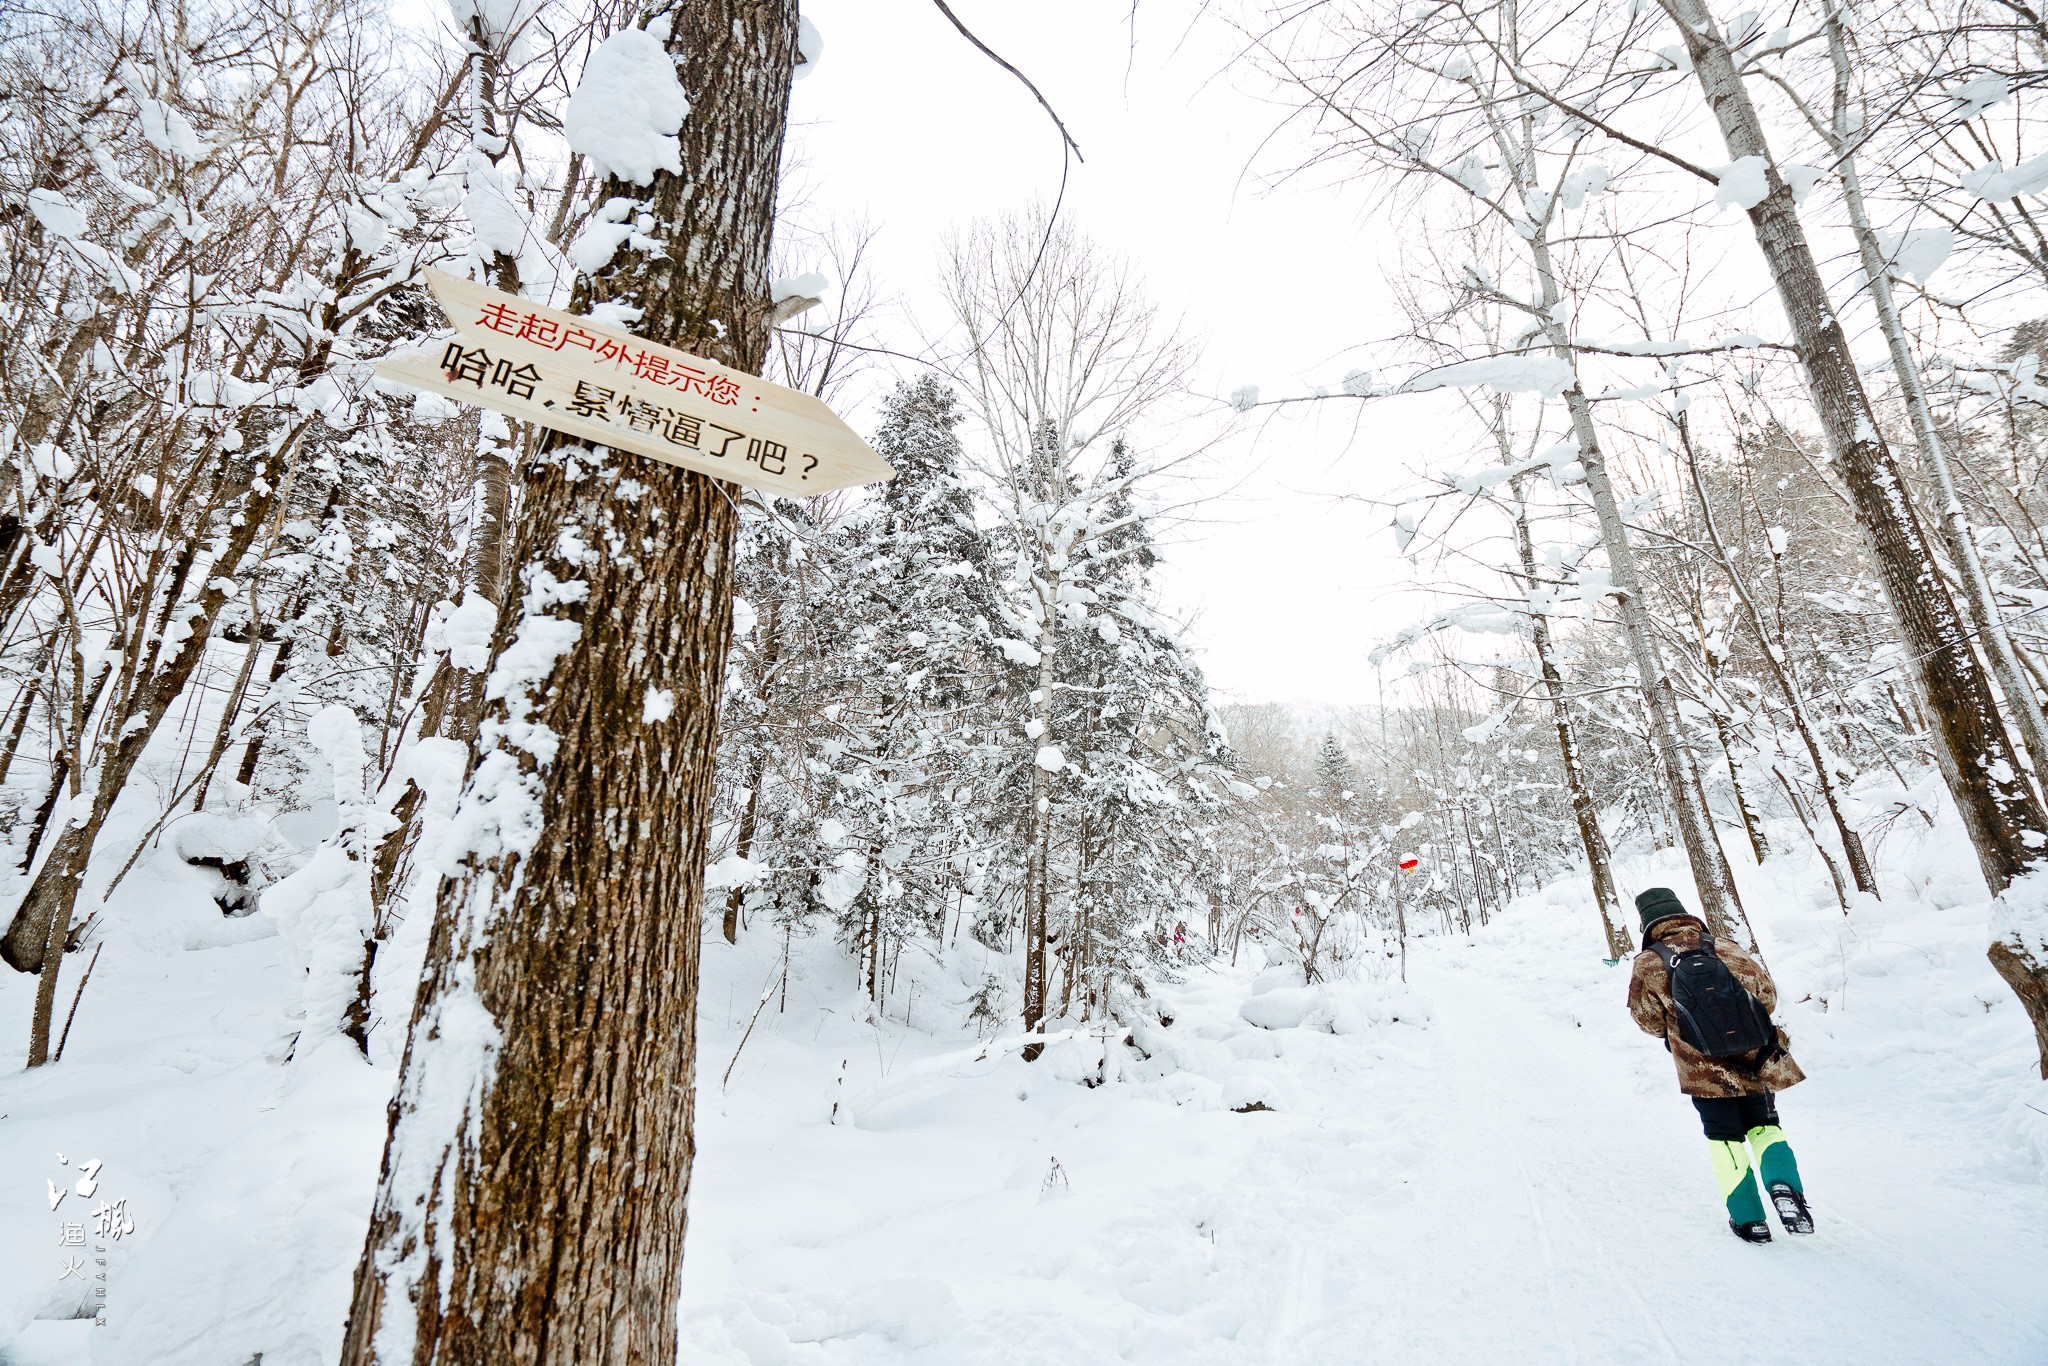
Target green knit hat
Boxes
[1635,886,1689,935]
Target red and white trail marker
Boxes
[372,269,894,498]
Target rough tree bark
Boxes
[337,4,797,1362]
[1710,708,1771,867]
[1990,939,2048,1080]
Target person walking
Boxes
[1626,887,1816,1243]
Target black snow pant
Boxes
[1692,1091,1780,1142]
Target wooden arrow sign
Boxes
[372,269,893,498]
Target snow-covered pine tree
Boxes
[1050,439,1233,1023]
[1312,732,1359,802]
[813,376,1005,1003]
[713,502,822,945]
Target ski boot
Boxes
[1729,1219,1773,1244]
[1768,1182,1814,1235]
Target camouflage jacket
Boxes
[1627,915,1806,1098]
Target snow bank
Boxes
[170,812,271,866]
[1240,984,1321,1029]
[96,842,278,956]
[1220,1071,1284,1112]
[90,1047,390,1366]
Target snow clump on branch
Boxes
[564,28,691,185]
[446,0,545,56]
[1873,227,1955,284]
[796,16,824,78]
[1712,156,1771,212]
[1399,355,1575,398]
[1960,152,2048,204]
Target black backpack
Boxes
[1649,933,1776,1061]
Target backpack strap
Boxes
[1646,939,1699,1043]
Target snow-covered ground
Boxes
[4,824,2048,1364]
[677,848,2048,1363]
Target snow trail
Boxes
[678,888,2048,1363]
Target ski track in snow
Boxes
[3,850,2048,1363]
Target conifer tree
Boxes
[1313,733,1359,801]
[1053,440,1232,1019]
[817,377,1005,999]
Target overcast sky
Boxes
[783,0,1443,708]
[387,0,1527,706]
[389,0,2030,708]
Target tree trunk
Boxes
[1774,766,1850,912]
[187,600,268,814]
[1021,574,1058,1061]
[368,24,524,933]
[1989,938,2048,1080]
[723,596,781,943]
[234,588,318,790]
[1663,0,2048,895]
[461,4,520,664]
[1712,711,1771,867]
[0,647,46,789]
[722,754,766,945]
[338,6,796,1362]
[1466,32,1741,934]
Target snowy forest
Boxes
[1,0,2046,1361]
